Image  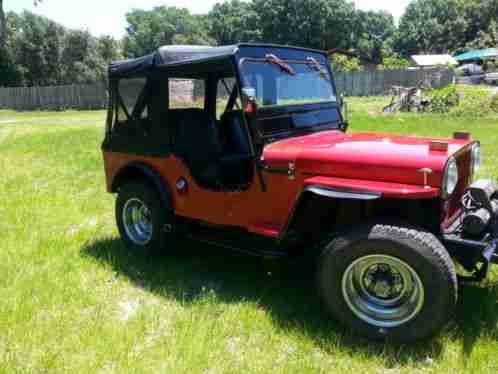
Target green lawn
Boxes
[1,98,498,373]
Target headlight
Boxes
[471,142,481,176]
[442,157,459,198]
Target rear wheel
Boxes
[317,222,457,342]
[116,181,174,255]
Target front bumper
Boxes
[441,180,498,281]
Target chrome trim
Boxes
[122,198,153,246]
[305,185,381,200]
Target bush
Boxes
[426,85,460,113]
[421,85,498,117]
[450,86,497,117]
[491,93,498,113]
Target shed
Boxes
[411,54,458,67]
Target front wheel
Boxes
[317,222,457,342]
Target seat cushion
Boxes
[220,111,251,156]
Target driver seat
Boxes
[174,109,251,189]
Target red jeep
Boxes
[103,44,497,342]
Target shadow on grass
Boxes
[80,237,498,365]
[451,281,498,365]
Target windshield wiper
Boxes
[306,57,330,81]
[265,54,296,75]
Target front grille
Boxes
[443,146,473,224]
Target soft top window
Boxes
[169,78,205,110]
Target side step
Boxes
[183,226,289,259]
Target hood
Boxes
[262,130,473,187]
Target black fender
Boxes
[279,185,381,242]
[111,161,172,209]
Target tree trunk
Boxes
[0,0,5,48]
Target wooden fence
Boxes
[0,68,455,111]
[335,68,455,97]
[0,83,108,111]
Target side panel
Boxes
[103,151,301,234]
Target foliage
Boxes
[395,0,498,56]
[450,85,497,117]
[395,0,468,56]
[207,0,261,45]
[421,85,498,117]
[251,0,355,50]
[0,11,121,86]
[426,85,460,113]
[330,54,362,72]
[466,20,498,50]
[378,55,412,70]
[123,6,215,58]
[491,93,498,113]
[352,10,396,64]
[0,0,5,48]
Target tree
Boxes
[0,0,5,48]
[463,0,498,47]
[352,10,396,64]
[330,54,362,72]
[12,11,65,86]
[1,1,43,48]
[96,35,122,62]
[378,55,411,70]
[1,10,120,87]
[395,0,469,56]
[466,20,498,50]
[252,0,355,50]
[123,6,215,58]
[207,0,261,45]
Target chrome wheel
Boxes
[122,198,153,245]
[342,254,424,328]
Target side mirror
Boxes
[339,94,349,130]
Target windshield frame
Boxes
[238,57,338,110]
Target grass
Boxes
[1,92,498,373]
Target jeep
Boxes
[102,44,497,342]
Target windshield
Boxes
[240,59,337,108]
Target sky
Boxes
[5,0,412,38]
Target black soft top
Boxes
[109,44,328,79]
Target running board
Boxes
[183,233,289,259]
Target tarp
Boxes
[454,48,498,62]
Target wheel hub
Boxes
[122,198,153,246]
[342,254,425,328]
[363,263,404,300]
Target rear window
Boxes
[169,79,205,109]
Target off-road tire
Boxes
[116,181,174,255]
[317,222,457,342]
